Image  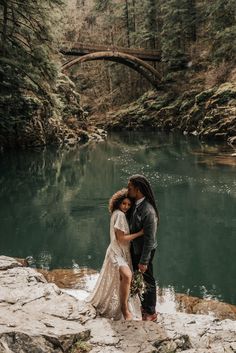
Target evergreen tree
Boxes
[160,0,187,70]
[93,0,120,45]
[0,0,64,138]
[160,0,197,70]
[143,0,158,49]
[207,0,236,62]
[186,0,197,41]
[123,0,131,47]
[123,0,154,48]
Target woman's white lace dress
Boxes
[86,209,141,320]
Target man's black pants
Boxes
[130,247,156,315]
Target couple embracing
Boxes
[86,175,159,321]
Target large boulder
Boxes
[0,256,91,353]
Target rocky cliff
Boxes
[101,82,236,146]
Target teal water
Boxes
[0,132,235,305]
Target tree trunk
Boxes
[124,0,131,47]
[146,0,157,49]
[1,0,8,54]
[187,0,197,41]
[132,0,136,34]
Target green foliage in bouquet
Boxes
[130,270,147,299]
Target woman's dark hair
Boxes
[108,188,133,214]
[129,174,159,223]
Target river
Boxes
[0,131,235,305]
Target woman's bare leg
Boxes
[119,266,132,320]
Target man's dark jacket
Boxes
[129,199,158,265]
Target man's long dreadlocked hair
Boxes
[129,174,159,224]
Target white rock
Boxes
[1,256,236,353]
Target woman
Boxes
[86,189,143,320]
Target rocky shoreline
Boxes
[2,77,235,151]
[99,82,236,146]
[32,265,236,322]
[1,256,236,353]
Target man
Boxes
[128,174,159,321]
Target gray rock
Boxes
[0,256,22,270]
[89,133,104,142]
[0,256,90,353]
[1,256,236,353]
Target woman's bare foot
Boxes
[123,311,132,320]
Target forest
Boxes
[0,0,235,149]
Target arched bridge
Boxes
[60,42,162,89]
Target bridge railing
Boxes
[60,41,161,61]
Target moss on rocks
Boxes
[195,88,216,104]
[0,73,95,150]
[104,82,236,145]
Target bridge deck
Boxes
[60,42,160,61]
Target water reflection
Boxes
[0,132,235,305]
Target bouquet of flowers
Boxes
[130,270,147,299]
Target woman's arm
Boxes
[115,228,144,244]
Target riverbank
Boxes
[93,82,236,146]
[0,73,107,151]
[35,266,236,322]
[1,256,236,353]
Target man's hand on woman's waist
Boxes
[138,263,148,273]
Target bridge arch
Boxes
[61,51,161,89]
